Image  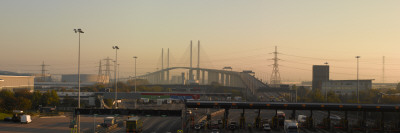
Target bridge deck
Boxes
[186,101,400,112]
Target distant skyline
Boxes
[1,1,399,83]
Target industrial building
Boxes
[312,65,329,91]
[0,75,35,92]
[61,74,109,84]
[312,64,373,95]
[322,80,373,95]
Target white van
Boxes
[20,115,32,124]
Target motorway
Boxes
[187,108,368,133]
[0,91,390,133]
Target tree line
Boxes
[0,90,60,113]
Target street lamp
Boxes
[133,56,138,109]
[113,46,119,109]
[324,62,328,103]
[74,28,84,133]
[133,56,138,93]
[356,56,360,104]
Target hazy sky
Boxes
[1,0,399,83]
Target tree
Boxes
[327,91,341,103]
[0,90,16,112]
[297,86,311,102]
[41,90,59,107]
[15,97,32,111]
[31,90,42,110]
[310,89,324,103]
[48,90,60,106]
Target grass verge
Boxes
[0,112,12,121]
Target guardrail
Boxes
[75,109,182,117]
[186,101,400,112]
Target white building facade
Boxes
[0,75,35,92]
[321,80,373,95]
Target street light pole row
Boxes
[74,29,141,132]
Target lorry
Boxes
[126,116,143,133]
[102,117,116,127]
[20,115,32,124]
[284,120,299,133]
[277,111,286,127]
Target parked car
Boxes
[3,117,12,122]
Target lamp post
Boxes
[133,56,138,109]
[133,56,138,93]
[356,56,360,104]
[113,46,119,109]
[74,28,84,133]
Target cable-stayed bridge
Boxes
[136,41,269,95]
[138,66,268,95]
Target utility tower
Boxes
[97,60,106,83]
[40,61,50,82]
[270,46,281,87]
[103,57,113,84]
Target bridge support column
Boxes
[225,74,230,86]
[196,69,200,81]
[181,72,185,85]
[189,69,193,81]
[166,70,170,84]
[221,73,225,86]
[161,70,165,84]
[201,70,205,85]
[208,71,218,84]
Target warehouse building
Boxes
[0,75,35,92]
